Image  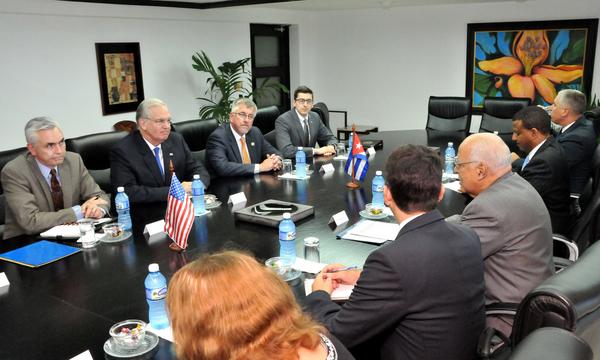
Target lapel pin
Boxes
[169,153,174,156]
[250,142,255,147]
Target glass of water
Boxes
[78,219,98,248]
[337,143,346,156]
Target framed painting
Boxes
[466,19,598,113]
[95,42,145,115]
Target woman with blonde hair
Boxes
[167,251,354,360]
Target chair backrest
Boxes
[511,240,600,355]
[253,106,280,135]
[426,96,471,132]
[264,130,277,148]
[584,107,600,137]
[567,184,600,252]
[0,147,28,193]
[479,97,530,134]
[171,118,218,152]
[509,328,592,360]
[312,102,331,130]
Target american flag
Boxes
[164,174,194,249]
[344,132,369,182]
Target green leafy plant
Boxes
[192,51,287,123]
[587,93,600,110]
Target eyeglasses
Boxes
[295,98,313,105]
[233,112,256,120]
[147,118,171,125]
[453,159,477,170]
[43,139,66,151]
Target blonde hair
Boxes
[167,251,324,360]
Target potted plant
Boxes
[192,51,287,123]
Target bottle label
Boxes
[116,200,129,210]
[146,286,167,300]
[373,185,384,192]
[279,230,296,241]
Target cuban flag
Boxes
[344,132,369,182]
[164,174,194,249]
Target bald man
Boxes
[447,133,553,337]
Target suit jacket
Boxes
[275,109,337,158]
[447,172,554,336]
[1,152,109,239]
[205,124,282,177]
[110,130,209,204]
[555,116,596,194]
[306,210,485,360]
[513,137,572,234]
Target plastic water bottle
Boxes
[279,212,296,263]
[145,263,169,330]
[295,147,306,178]
[444,142,456,175]
[372,171,385,209]
[191,174,206,216]
[115,186,132,231]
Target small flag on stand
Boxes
[164,174,194,250]
[344,132,369,182]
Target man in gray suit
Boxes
[447,133,554,337]
[1,117,109,239]
[275,86,338,158]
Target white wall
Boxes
[1,0,599,150]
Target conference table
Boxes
[0,129,470,360]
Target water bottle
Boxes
[371,171,385,209]
[115,186,132,231]
[191,174,206,216]
[444,142,456,175]
[279,212,296,263]
[295,147,306,178]
[145,263,169,330]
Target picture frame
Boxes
[95,42,145,115]
[466,19,598,113]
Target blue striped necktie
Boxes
[153,147,164,175]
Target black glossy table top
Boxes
[0,129,470,360]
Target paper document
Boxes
[443,180,462,193]
[278,173,310,180]
[40,225,80,238]
[293,257,327,274]
[341,220,400,244]
[305,278,354,301]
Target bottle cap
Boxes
[148,263,159,272]
[448,142,454,146]
[376,170,382,176]
[297,147,303,150]
[304,237,319,246]
[282,212,291,219]
[117,186,124,192]
[193,174,200,179]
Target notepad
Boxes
[305,279,354,301]
[337,219,401,244]
[0,240,81,268]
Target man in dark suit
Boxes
[206,98,282,177]
[551,89,596,196]
[275,86,338,158]
[110,98,210,205]
[307,145,485,360]
[511,106,572,234]
[2,117,109,239]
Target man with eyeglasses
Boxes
[275,86,338,158]
[1,117,110,239]
[206,98,282,177]
[111,98,210,206]
[447,133,553,338]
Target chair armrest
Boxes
[553,256,574,273]
[553,234,579,261]
[486,302,519,317]
[478,326,511,359]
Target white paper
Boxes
[333,154,348,161]
[0,272,10,288]
[329,210,349,226]
[40,224,80,238]
[342,220,400,244]
[293,257,327,274]
[277,173,310,180]
[319,163,335,173]
[367,147,376,156]
[228,192,247,204]
[305,279,354,301]
[443,181,462,193]
[92,217,113,226]
[69,350,93,360]
[147,324,174,342]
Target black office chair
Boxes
[264,130,277,149]
[583,107,600,137]
[426,96,472,132]
[508,328,592,360]
[171,118,218,153]
[253,105,280,135]
[0,146,28,239]
[479,97,530,152]
[313,102,348,132]
[65,131,128,193]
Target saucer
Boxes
[100,230,133,243]
[282,268,303,281]
[104,331,159,358]
[359,210,388,220]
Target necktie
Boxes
[153,147,164,176]
[49,168,64,210]
[303,118,310,146]
[521,155,530,171]
[240,137,251,164]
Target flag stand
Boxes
[346,124,361,189]
[169,242,186,252]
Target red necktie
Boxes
[50,168,64,210]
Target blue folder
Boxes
[0,240,81,268]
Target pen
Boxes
[327,266,358,273]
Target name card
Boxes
[144,219,167,243]
[0,272,9,288]
[319,163,335,173]
[228,192,247,205]
[70,350,94,360]
[367,147,376,156]
[329,210,349,227]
